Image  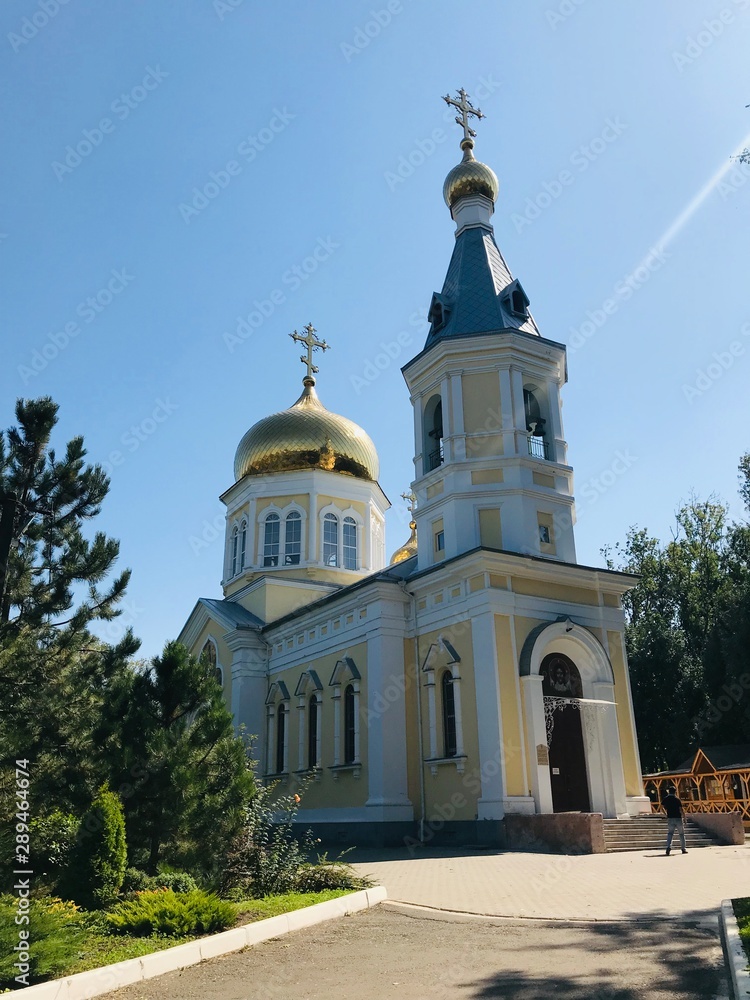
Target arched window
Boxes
[201,639,222,686]
[285,511,301,565]
[308,694,320,769]
[343,516,357,570]
[276,703,287,773]
[344,683,356,764]
[423,394,444,471]
[524,386,548,460]
[323,513,339,567]
[231,526,239,576]
[263,513,280,567]
[239,519,247,570]
[441,670,457,758]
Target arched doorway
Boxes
[541,653,590,813]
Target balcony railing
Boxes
[427,446,444,471]
[527,435,549,460]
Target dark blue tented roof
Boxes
[424,224,540,349]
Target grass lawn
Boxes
[732,897,750,965]
[62,890,352,977]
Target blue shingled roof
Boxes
[198,598,264,629]
[424,224,540,349]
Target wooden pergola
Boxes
[643,746,750,824]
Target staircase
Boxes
[602,816,719,852]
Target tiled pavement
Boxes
[350,843,750,921]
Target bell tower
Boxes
[402,90,576,569]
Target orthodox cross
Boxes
[289,323,329,379]
[443,87,485,143]
[400,490,417,516]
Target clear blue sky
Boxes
[2,0,749,658]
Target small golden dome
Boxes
[234,378,379,482]
[390,520,418,565]
[443,142,499,208]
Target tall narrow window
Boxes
[285,511,301,565]
[231,527,239,576]
[343,516,357,570]
[323,513,339,567]
[308,695,319,769]
[239,520,247,570]
[201,640,222,686]
[442,670,457,758]
[344,684,356,763]
[264,513,280,567]
[276,704,287,773]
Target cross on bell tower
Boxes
[443,88,485,148]
[289,323,330,383]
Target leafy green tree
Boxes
[105,642,254,880]
[607,497,728,771]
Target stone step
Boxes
[602,818,719,852]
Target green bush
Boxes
[106,889,235,937]
[0,895,86,988]
[63,785,127,909]
[295,857,373,893]
[30,811,79,886]
[121,868,198,895]
[221,780,315,897]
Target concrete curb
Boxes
[721,899,750,999]
[20,887,387,1000]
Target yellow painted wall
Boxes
[494,615,526,796]
[472,469,504,485]
[414,622,480,824]
[268,640,370,810]
[511,577,600,606]
[607,631,642,796]
[479,508,502,549]
[462,371,501,433]
[191,622,233,706]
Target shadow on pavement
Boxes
[464,910,727,999]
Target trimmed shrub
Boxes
[0,895,85,988]
[63,785,127,909]
[106,889,235,937]
[121,867,152,894]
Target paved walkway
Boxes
[109,906,730,1000]
[350,843,750,921]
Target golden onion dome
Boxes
[390,520,418,565]
[234,377,379,482]
[443,141,499,208]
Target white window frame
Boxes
[318,504,363,571]
[259,503,307,569]
[328,657,361,777]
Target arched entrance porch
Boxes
[519,619,629,819]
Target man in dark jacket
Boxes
[663,788,687,855]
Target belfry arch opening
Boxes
[523,384,549,460]
[423,394,444,471]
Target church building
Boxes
[179,90,650,847]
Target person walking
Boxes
[662,787,687,855]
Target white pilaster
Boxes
[520,675,554,814]
[471,612,505,820]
